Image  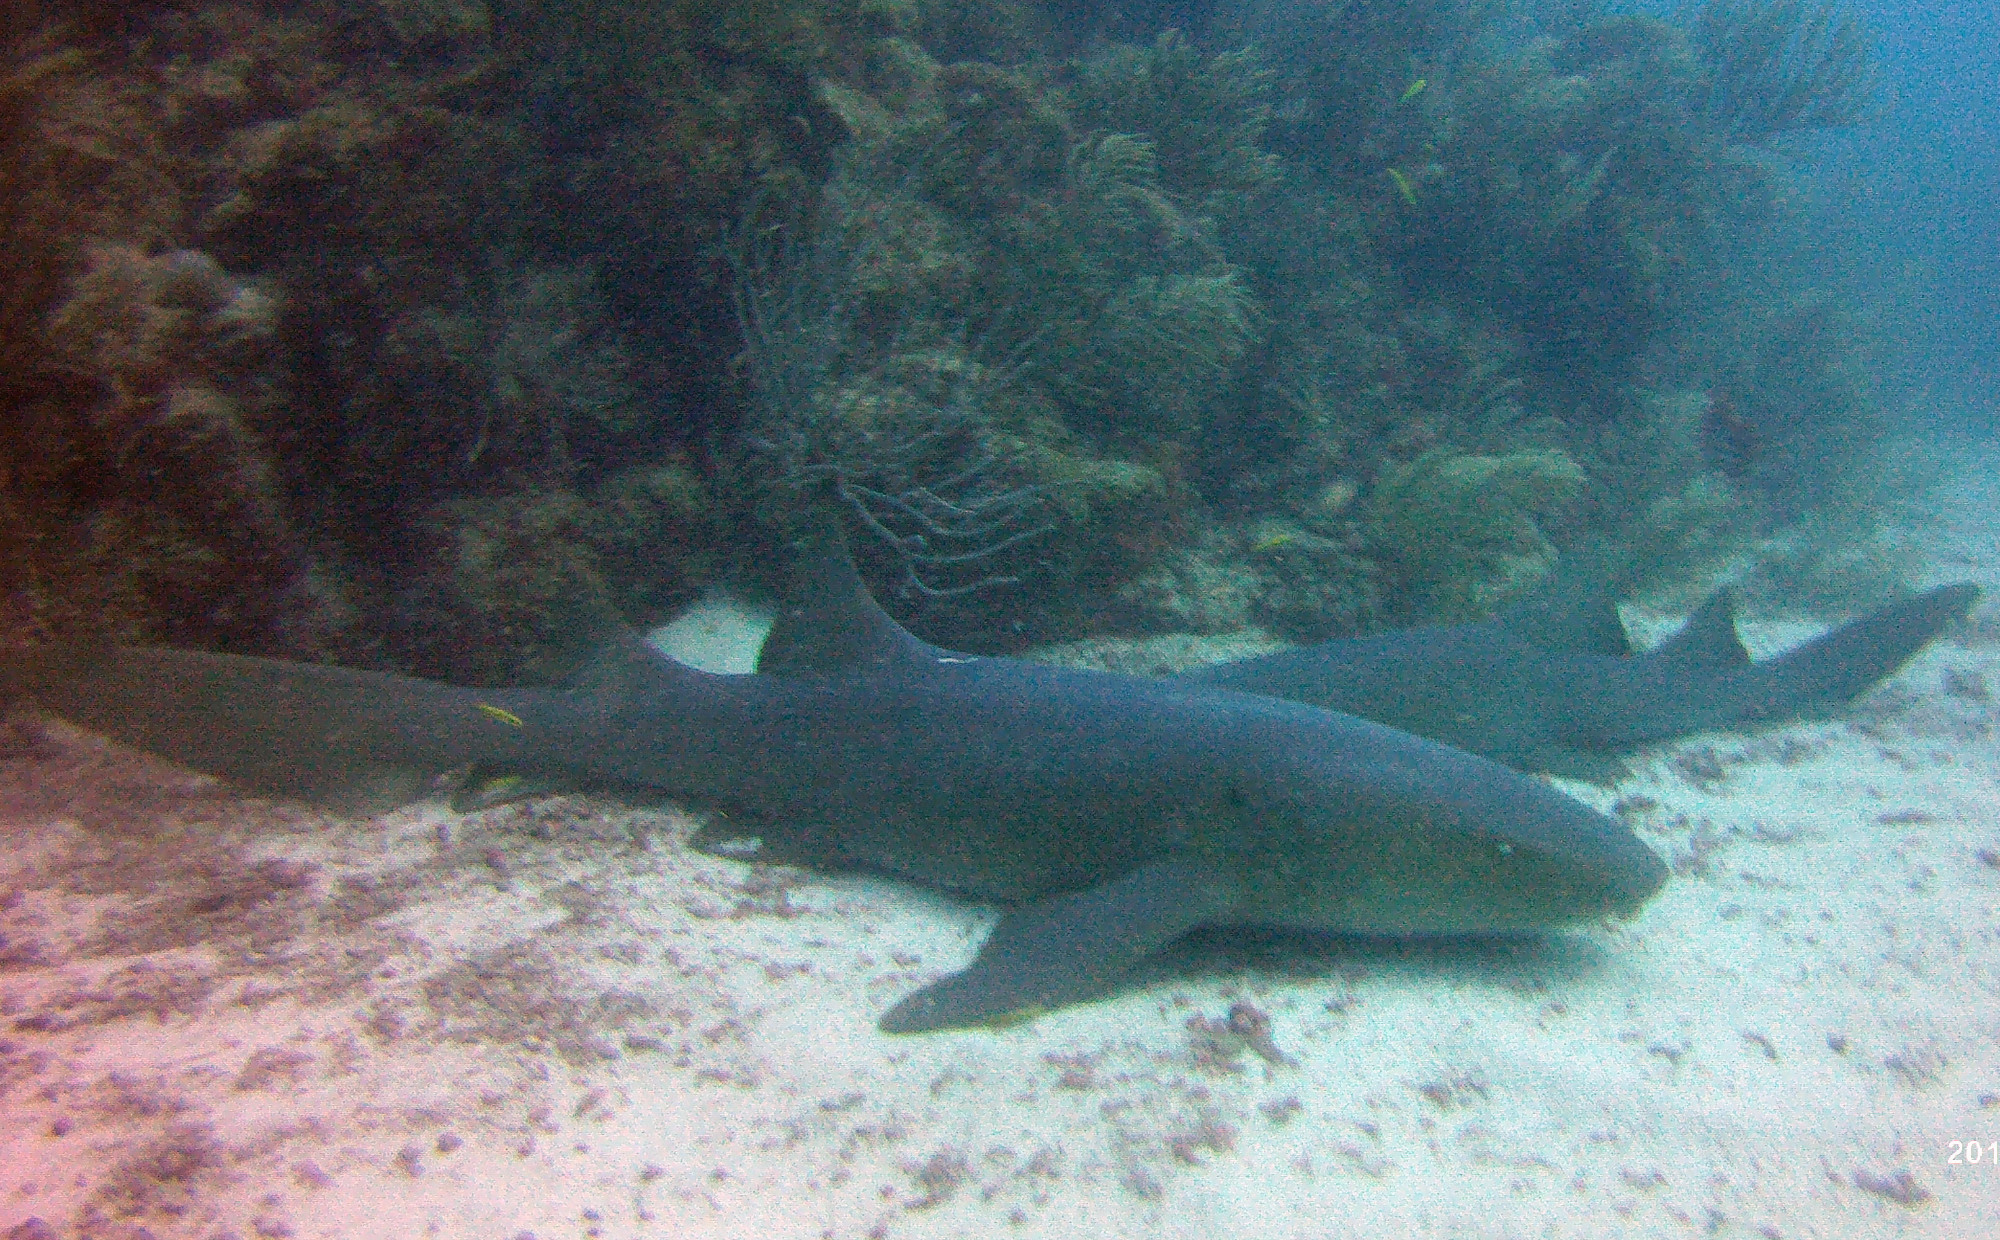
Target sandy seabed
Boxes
[4,443,2000,1240]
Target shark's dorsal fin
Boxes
[1497,574,1633,657]
[757,525,940,677]
[1651,587,1751,669]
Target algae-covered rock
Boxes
[1364,446,1585,620]
[410,454,720,683]
[1105,517,1378,641]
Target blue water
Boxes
[1804,0,2000,423]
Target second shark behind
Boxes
[1173,579,1980,780]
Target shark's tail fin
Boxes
[1570,582,1979,749]
[1592,582,1982,746]
[1730,582,1981,717]
[2,643,553,810]
[0,640,115,699]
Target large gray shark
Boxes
[0,545,1666,1032]
[1172,580,1981,780]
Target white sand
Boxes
[645,591,774,675]
[4,449,1999,1239]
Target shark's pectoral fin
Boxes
[878,858,1241,1034]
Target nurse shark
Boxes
[1174,579,1980,781]
[0,538,1666,1032]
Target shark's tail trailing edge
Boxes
[1757,581,1979,707]
[3,644,552,809]
[0,641,116,701]
[1572,582,1979,749]
[1701,582,1980,729]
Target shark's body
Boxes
[1173,582,1980,780]
[1,550,1666,1032]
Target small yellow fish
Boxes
[447,766,558,812]
[475,703,525,727]
[1399,77,1428,103]
[1387,167,1418,205]
[1250,531,1297,553]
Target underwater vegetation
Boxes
[0,0,1906,671]
[1392,1,1875,422]
[1364,446,1585,622]
[1692,0,1879,141]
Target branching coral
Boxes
[1400,13,1752,413]
[1691,0,1878,142]
[956,60,1265,437]
[730,165,1052,599]
[1005,130,1257,434]
[730,28,1281,620]
[1067,29,1279,225]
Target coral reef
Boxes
[1364,447,1585,621]
[0,0,1901,672]
[1692,0,1879,141]
[1,28,303,648]
[2,1,757,669]
[730,29,1280,639]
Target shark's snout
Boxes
[1605,843,1670,916]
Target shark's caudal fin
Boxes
[1729,582,1981,715]
[1,644,553,809]
[1583,582,1981,746]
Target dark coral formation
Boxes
[1,0,1897,672]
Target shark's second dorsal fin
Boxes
[1497,574,1634,657]
[1651,587,1751,669]
[757,519,939,677]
